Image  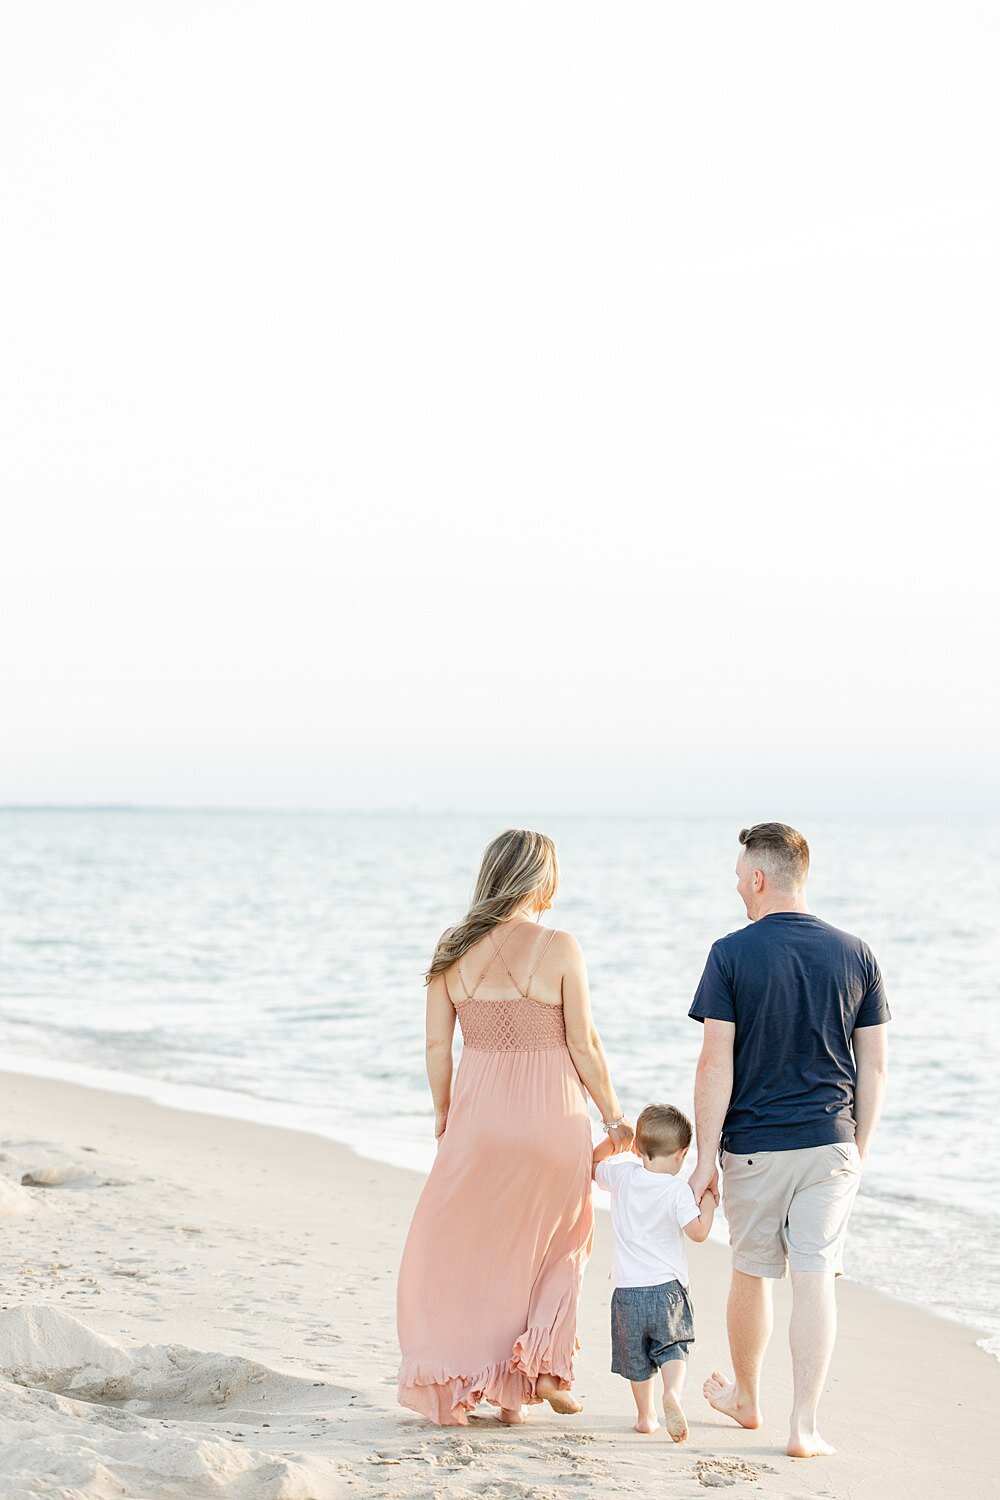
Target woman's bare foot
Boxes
[661,1393,688,1443]
[499,1406,524,1425]
[703,1370,763,1429]
[787,1428,835,1458]
[535,1375,583,1415]
[634,1415,659,1433]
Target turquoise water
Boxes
[0,810,997,1356]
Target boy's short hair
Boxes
[635,1103,692,1159]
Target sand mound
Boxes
[20,1164,96,1188]
[0,1308,134,1399]
[3,1139,131,1191]
[20,1165,131,1189]
[0,1178,38,1220]
[0,1378,345,1499]
[0,1306,348,1417]
[0,1309,346,1499]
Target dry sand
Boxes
[1,1070,997,1500]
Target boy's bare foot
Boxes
[661,1393,688,1443]
[703,1370,763,1429]
[535,1375,583,1414]
[499,1406,524,1424]
[634,1415,659,1433]
[787,1428,835,1458]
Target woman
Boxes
[397,828,634,1426]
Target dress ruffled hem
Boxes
[398,1329,579,1426]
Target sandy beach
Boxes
[1,1071,997,1500]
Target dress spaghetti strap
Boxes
[461,923,522,1001]
[481,929,527,999]
[524,929,558,1001]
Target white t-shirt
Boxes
[594,1156,701,1289]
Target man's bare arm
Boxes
[688,1018,735,1204]
[853,1023,888,1159]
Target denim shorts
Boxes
[610,1279,695,1381]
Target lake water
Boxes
[0,810,997,1357]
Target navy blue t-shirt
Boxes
[688,913,890,1153]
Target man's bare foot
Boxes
[703,1370,762,1429]
[634,1414,659,1433]
[662,1393,688,1443]
[535,1375,583,1415]
[499,1406,524,1425]
[787,1428,835,1458]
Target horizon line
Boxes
[0,803,994,824]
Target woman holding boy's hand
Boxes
[397,828,632,1426]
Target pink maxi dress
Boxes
[397,926,595,1425]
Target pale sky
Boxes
[2,4,997,816]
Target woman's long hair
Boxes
[426,829,559,982]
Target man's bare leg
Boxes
[660,1358,689,1442]
[703,1270,770,1429]
[787,1270,837,1457]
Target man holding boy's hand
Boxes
[688,823,890,1461]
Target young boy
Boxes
[593,1103,715,1441]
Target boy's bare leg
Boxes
[629,1377,659,1433]
[786,1270,837,1458]
[660,1358,689,1442]
[703,1270,770,1429]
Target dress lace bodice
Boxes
[450,924,566,1053]
[456,996,567,1052]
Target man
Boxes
[687,823,889,1459]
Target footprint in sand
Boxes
[694,1456,779,1487]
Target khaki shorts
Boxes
[721,1142,862,1278]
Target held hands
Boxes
[606,1119,636,1154]
[688,1159,720,1207]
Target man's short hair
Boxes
[635,1103,692,1159]
[738,822,810,890]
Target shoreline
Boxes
[2,1049,995,1362]
[2,1068,999,1499]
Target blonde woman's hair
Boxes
[426,829,559,982]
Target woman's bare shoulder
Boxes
[545,928,583,961]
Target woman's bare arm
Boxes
[560,933,634,1152]
[426,971,457,1139]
